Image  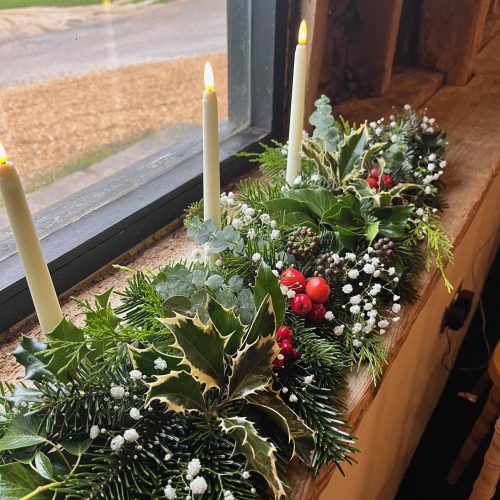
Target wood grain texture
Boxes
[418,0,491,85]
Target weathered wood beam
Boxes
[418,0,491,85]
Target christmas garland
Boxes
[0,99,453,499]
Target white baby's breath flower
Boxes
[368,310,378,318]
[129,408,141,420]
[287,289,296,299]
[244,207,255,217]
[425,186,432,194]
[154,357,168,371]
[350,305,361,314]
[187,458,201,477]
[393,316,401,322]
[232,218,243,229]
[373,270,381,278]
[110,435,125,451]
[164,453,172,461]
[333,325,345,336]
[416,208,424,216]
[404,104,411,110]
[392,303,401,313]
[110,386,125,400]
[90,425,100,440]
[363,263,375,274]
[352,323,362,333]
[378,319,389,329]
[252,252,261,263]
[124,429,139,442]
[270,219,278,228]
[440,160,447,168]
[427,163,436,171]
[324,311,334,321]
[348,269,359,279]
[243,215,252,223]
[304,375,315,385]
[342,284,353,294]
[352,339,362,348]
[215,259,223,267]
[164,485,177,499]
[289,394,299,403]
[260,213,271,224]
[350,295,362,305]
[271,229,281,240]
[428,153,436,162]
[129,370,142,380]
[364,303,373,311]
[275,260,284,270]
[393,294,400,301]
[189,476,208,495]
[388,267,396,276]
[247,228,256,240]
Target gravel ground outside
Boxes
[0,52,228,193]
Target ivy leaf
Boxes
[220,417,286,499]
[0,414,46,451]
[12,335,54,382]
[44,318,89,383]
[207,297,245,355]
[337,125,368,179]
[245,294,276,345]
[34,452,54,480]
[146,371,207,413]
[287,189,338,218]
[128,345,184,376]
[60,438,91,456]
[246,391,315,464]
[1,387,43,407]
[226,336,278,401]
[159,314,227,390]
[254,262,285,328]
[0,462,50,499]
[283,211,320,233]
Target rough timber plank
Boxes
[418,0,490,85]
[289,33,500,499]
[336,67,444,124]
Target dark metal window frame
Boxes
[0,0,290,331]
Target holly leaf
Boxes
[366,221,380,245]
[34,452,54,480]
[207,297,245,355]
[0,414,46,451]
[146,371,207,413]
[254,262,285,328]
[226,336,278,401]
[220,417,286,499]
[44,318,89,383]
[94,287,114,309]
[246,391,315,464]
[0,463,50,499]
[128,344,184,376]
[244,294,276,345]
[158,314,227,390]
[337,125,368,179]
[12,335,54,382]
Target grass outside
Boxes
[0,0,169,9]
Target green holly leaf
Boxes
[220,417,286,499]
[227,336,278,401]
[94,287,114,309]
[12,335,54,382]
[44,318,89,383]
[207,297,245,355]
[254,262,285,328]
[0,463,51,499]
[146,371,207,413]
[128,344,184,376]
[0,414,46,451]
[245,294,276,345]
[246,391,315,464]
[34,452,54,480]
[159,314,227,390]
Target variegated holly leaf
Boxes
[246,391,315,464]
[207,297,245,355]
[220,417,286,499]
[158,314,227,390]
[128,344,184,376]
[253,262,285,328]
[146,371,207,413]
[244,294,276,345]
[226,336,278,401]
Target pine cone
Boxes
[312,252,346,285]
[285,226,320,260]
[373,237,396,266]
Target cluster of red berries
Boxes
[366,167,395,190]
[273,326,299,369]
[279,268,331,325]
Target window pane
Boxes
[0,0,227,246]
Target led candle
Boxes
[286,20,308,186]
[0,144,62,334]
[202,61,221,230]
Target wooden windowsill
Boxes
[0,31,499,500]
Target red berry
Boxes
[305,277,331,304]
[273,357,285,368]
[370,167,380,179]
[280,340,293,356]
[291,348,299,359]
[277,326,293,342]
[280,268,306,292]
[366,177,379,190]
[381,174,395,188]
[290,293,313,316]
[306,302,327,324]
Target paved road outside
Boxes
[0,0,226,87]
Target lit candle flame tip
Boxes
[204,61,215,92]
[0,142,8,164]
[298,19,307,44]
